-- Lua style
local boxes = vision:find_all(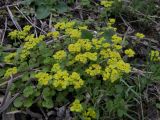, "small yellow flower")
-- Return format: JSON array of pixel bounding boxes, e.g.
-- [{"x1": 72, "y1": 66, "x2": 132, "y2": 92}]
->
[
  {"x1": 53, "y1": 50, "x2": 67, "y2": 60},
  {"x1": 51, "y1": 63, "x2": 61, "y2": 72},
  {"x1": 70, "y1": 72, "x2": 84, "y2": 89},
  {"x1": 83, "y1": 108, "x2": 96, "y2": 119},
  {"x1": 85, "y1": 52, "x2": 97, "y2": 61},
  {"x1": 70, "y1": 99, "x2": 83, "y2": 112},
  {"x1": 35, "y1": 72, "x2": 52, "y2": 85},
  {"x1": 66, "y1": 21, "x2": 76, "y2": 28},
  {"x1": 101, "y1": 1, "x2": 113, "y2": 10},
  {"x1": 47, "y1": 31, "x2": 60, "y2": 38},
  {"x1": 8, "y1": 30, "x2": 18, "y2": 40},
  {"x1": 135, "y1": 33, "x2": 145, "y2": 39},
  {"x1": 4, "y1": 67, "x2": 17, "y2": 78},
  {"x1": 68, "y1": 43, "x2": 81, "y2": 53},
  {"x1": 109, "y1": 18, "x2": 116, "y2": 24},
  {"x1": 125, "y1": 49, "x2": 135, "y2": 57},
  {"x1": 4, "y1": 53, "x2": 16, "y2": 63},
  {"x1": 75, "y1": 54, "x2": 87, "y2": 64},
  {"x1": 86, "y1": 64, "x2": 101, "y2": 76},
  {"x1": 54, "y1": 22, "x2": 66, "y2": 29},
  {"x1": 111, "y1": 34, "x2": 122, "y2": 44},
  {"x1": 53, "y1": 70, "x2": 70, "y2": 90},
  {"x1": 150, "y1": 50, "x2": 160, "y2": 61}
]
